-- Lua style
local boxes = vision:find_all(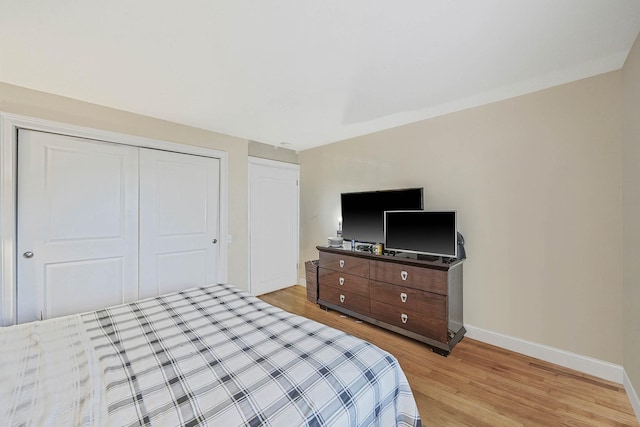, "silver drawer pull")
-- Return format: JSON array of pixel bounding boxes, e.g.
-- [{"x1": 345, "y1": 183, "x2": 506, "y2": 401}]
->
[
  {"x1": 401, "y1": 313, "x2": 408, "y2": 324},
  {"x1": 339, "y1": 277, "x2": 345, "y2": 285},
  {"x1": 339, "y1": 259, "x2": 345, "y2": 268},
  {"x1": 401, "y1": 271, "x2": 408, "y2": 281},
  {"x1": 340, "y1": 294, "x2": 345, "y2": 303},
  {"x1": 400, "y1": 292, "x2": 408, "y2": 303}
]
